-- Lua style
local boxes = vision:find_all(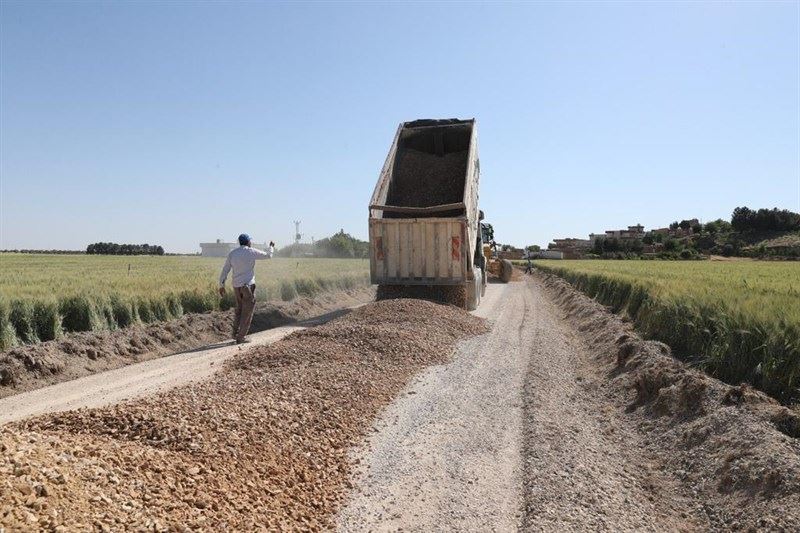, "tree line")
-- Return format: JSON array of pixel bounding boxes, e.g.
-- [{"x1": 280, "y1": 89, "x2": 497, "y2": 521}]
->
[
  {"x1": 1, "y1": 249, "x2": 86, "y2": 254},
  {"x1": 86, "y1": 243, "x2": 165, "y2": 255},
  {"x1": 731, "y1": 207, "x2": 800, "y2": 232}
]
